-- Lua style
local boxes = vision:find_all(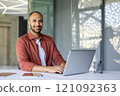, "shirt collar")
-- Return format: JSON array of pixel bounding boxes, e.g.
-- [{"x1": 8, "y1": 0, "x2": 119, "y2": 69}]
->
[{"x1": 28, "y1": 31, "x2": 44, "y2": 41}]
